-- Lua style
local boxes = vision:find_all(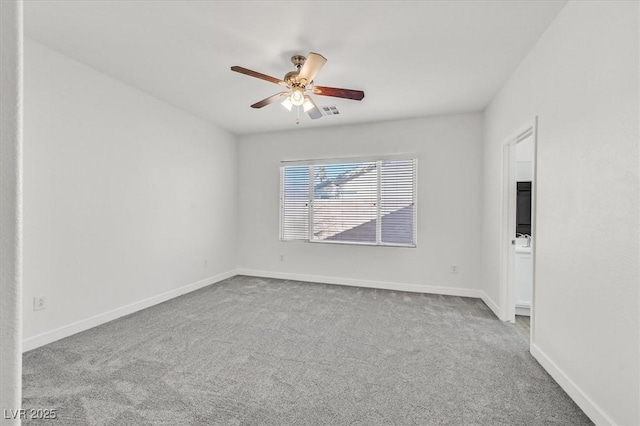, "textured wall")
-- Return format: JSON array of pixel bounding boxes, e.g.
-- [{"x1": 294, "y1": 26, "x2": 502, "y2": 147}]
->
[
  {"x1": 482, "y1": 1, "x2": 639, "y2": 424},
  {"x1": 22, "y1": 40, "x2": 238, "y2": 347},
  {"x1": 0, "y1": 0, "x2": 23, "y2": 422},
  {"x1": 238, "y1": 114, "x2": 484, "y2": 295}
]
